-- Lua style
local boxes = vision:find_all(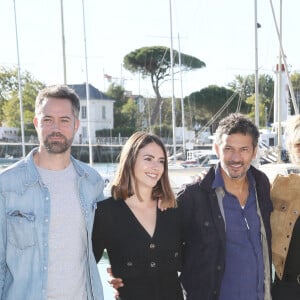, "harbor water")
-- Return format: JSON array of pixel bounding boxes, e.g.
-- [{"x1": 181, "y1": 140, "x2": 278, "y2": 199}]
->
[{"x1": 98, "y1": 257, "x2": 115, "y2": 299}]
